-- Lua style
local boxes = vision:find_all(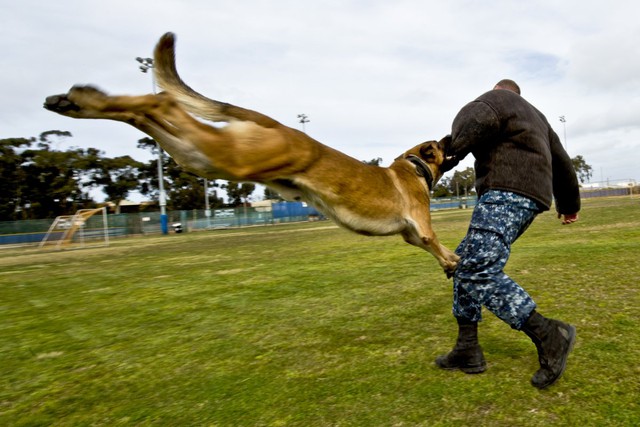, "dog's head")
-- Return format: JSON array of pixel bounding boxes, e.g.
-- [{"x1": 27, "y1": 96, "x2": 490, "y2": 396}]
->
[{"x1": 394, "y1": 135, "x2": 451, "y2": 189}]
